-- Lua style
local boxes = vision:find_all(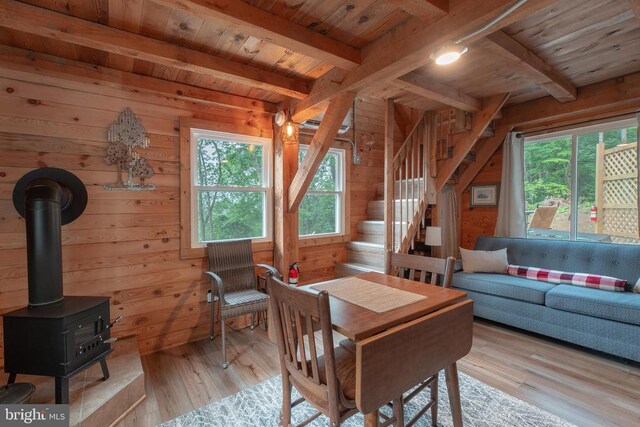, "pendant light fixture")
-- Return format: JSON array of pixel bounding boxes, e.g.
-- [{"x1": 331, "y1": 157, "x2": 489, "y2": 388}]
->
[{"x1": 280, "y1": 111, "x2": 299, "y2": 145}]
